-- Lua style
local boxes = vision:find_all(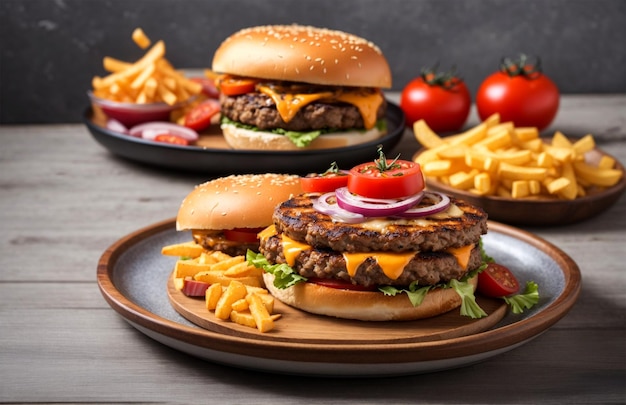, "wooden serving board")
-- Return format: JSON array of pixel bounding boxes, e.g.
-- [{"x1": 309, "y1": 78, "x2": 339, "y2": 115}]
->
[{"x1": 167, "y1": 273, "x2": 507, "y2": 344}]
